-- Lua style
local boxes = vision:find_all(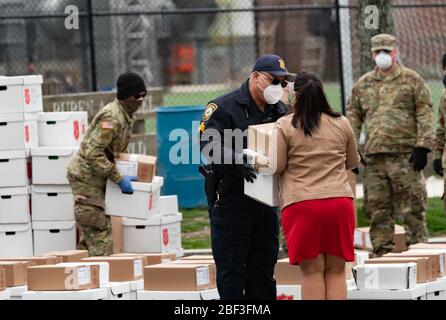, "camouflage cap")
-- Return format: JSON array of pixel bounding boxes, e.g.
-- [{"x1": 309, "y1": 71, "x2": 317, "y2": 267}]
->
[{"x1": 371, "y1": 34, "x2": 396, "y2": 52}]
